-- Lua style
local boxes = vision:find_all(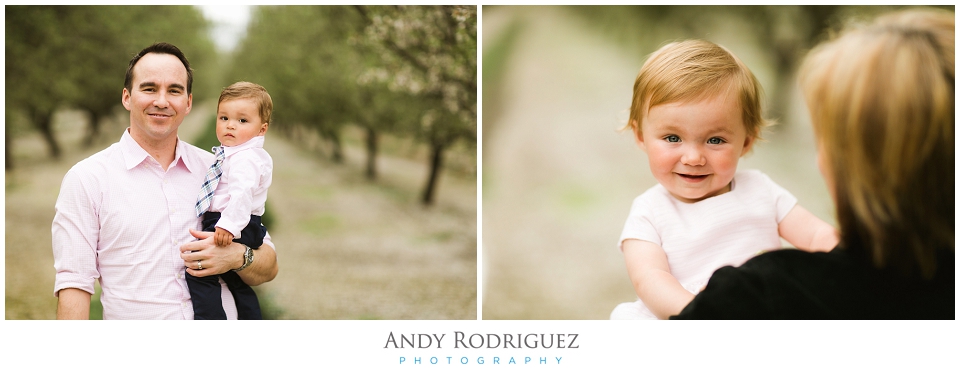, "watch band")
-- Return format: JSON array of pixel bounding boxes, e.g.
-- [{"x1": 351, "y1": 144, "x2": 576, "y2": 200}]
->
[{"x1": 233, "y1": 244, "x2": 254, "y2": 272}]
